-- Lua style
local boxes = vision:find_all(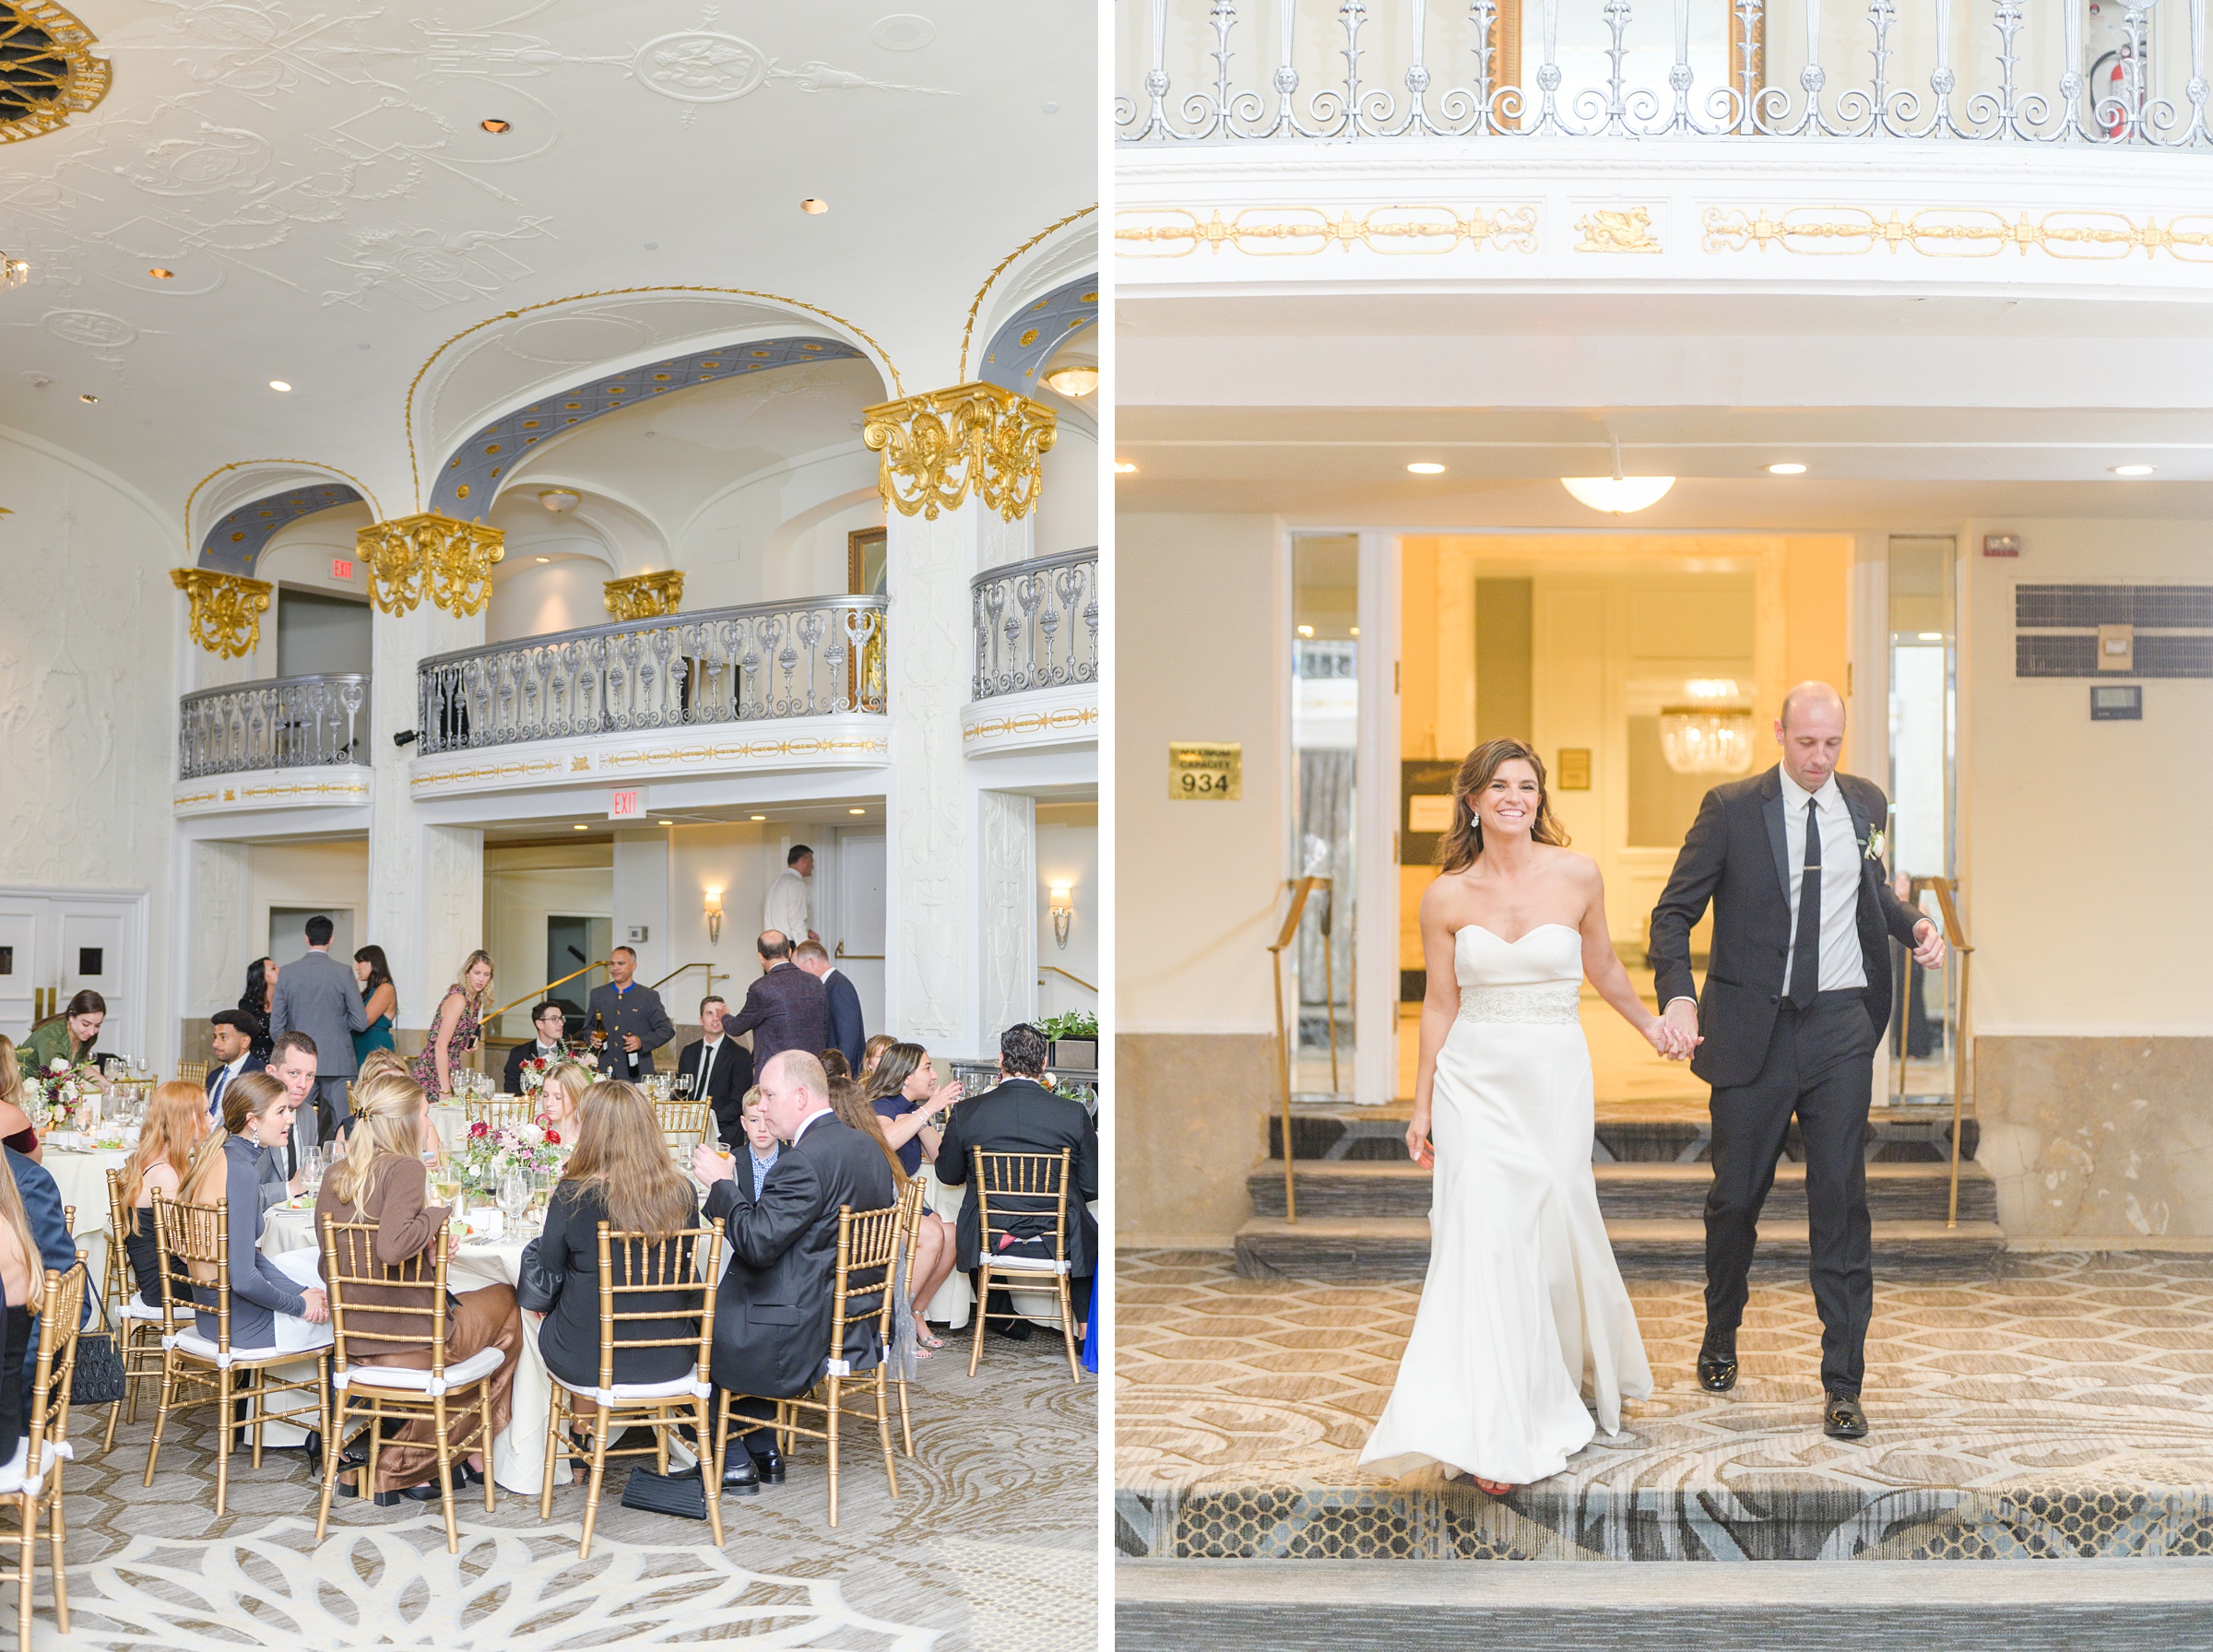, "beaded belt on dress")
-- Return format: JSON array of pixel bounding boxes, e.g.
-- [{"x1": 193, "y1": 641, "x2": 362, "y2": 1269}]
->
[{"x1": 1454, "y1": 983, "x2": 1581, "y2": 1025}]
